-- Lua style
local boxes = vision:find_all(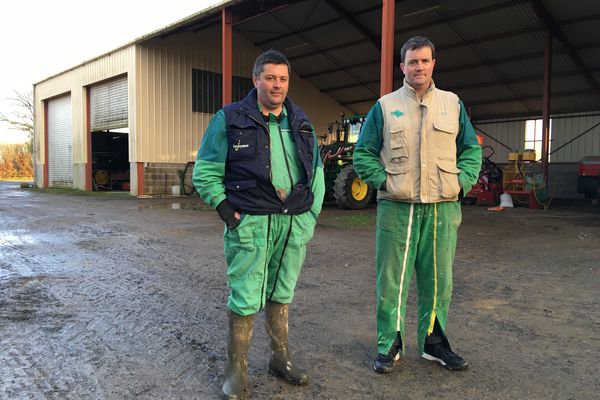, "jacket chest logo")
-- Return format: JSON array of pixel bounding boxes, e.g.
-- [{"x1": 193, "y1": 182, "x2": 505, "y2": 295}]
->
[{"x1": 233, "y1": 139, "x2": 250, "y2": 151}]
